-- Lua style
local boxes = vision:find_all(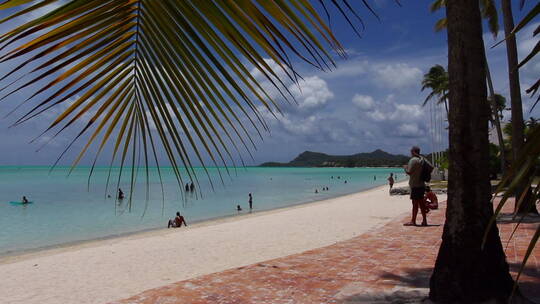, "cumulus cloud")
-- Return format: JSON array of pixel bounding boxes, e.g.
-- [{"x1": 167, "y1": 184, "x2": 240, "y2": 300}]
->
[
  {"x1": 374, "y1": 63, "x2": 422, "y2": 89},
  {"x1": 251, "y1": 58, "x2": 289, "y2": 80},
  {"x1": 324, "y1": 59, "x2": 369, "y2": 79},
  {"x1": 289, "y1": 76, "x2": 333, "y2": 111},
  {"x1": 352, "y1": 94, "x2": 375, "y2": 111},
  {"x1": 397, "y1": 123, "x2": 424, "y2": 137},
  {"x1": 388, "y1": 103, "x2": 424, "y2": 121},
  {"x1": 368, "y1": 109, "x2": 387, "y2": 121},
  {"x1": 360, "y1": 100, "x2": 425, "y2": 124},
  {"x1": 322, "y1": 59, "x2": 422, "y2": 89}
]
